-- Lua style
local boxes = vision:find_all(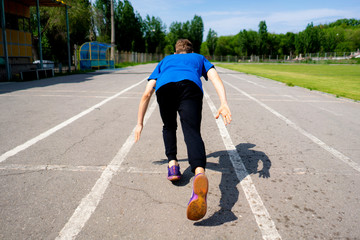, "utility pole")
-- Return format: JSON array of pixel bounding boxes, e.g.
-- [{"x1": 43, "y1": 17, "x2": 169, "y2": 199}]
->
[
  {"x1": 110, "y1": 0, "x2": 115, "y2": 62},
  {"x1": 1, "y1": 0, "x2": 11, "y2": 80},
  {"x1": 65, "y1": 5, "x2": 71, "y2": 73},
  {"x1": 36, "y1": 0, "x2": 43, "y2": 69}
]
